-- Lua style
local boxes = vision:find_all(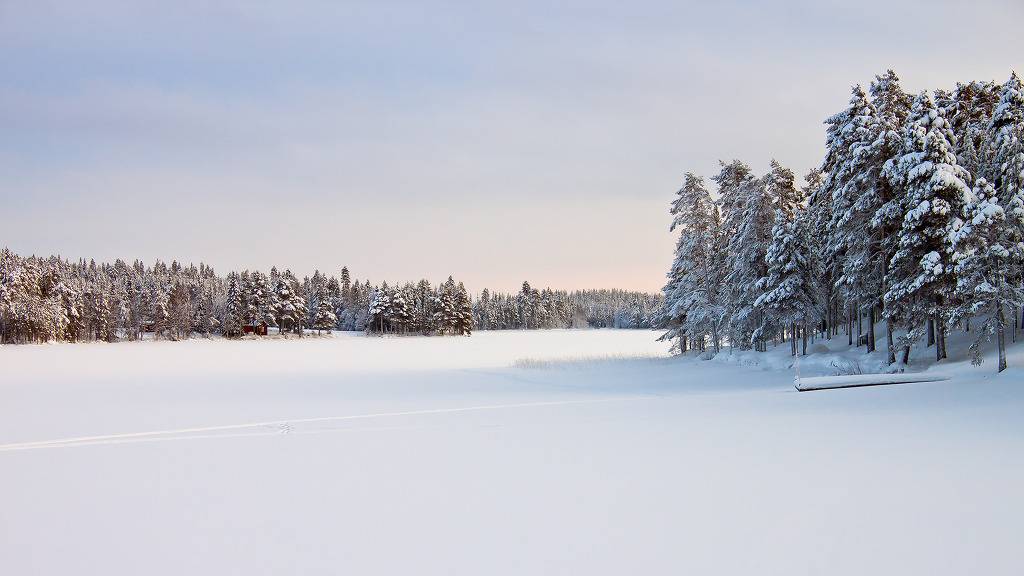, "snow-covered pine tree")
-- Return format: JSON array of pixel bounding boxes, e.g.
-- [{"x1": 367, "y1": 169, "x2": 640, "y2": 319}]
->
[
  {"x1": 724, "y1": 172, "x2": 775, "y2": 351},
  {"x1": 285, "y1": 270, "x2": 307, "y2": 337},
  {"x1": 713, "y1": 160, "x2": 757, "y2": 349},
  {"x1": 455, "y1": 282, "x2": 473, "y2": 336},
  {"x1": 822, "y1": 86, "x2": 873, "y2": 350},
  {"x1": 660, "y1": 172, "x2": 694, "y2": 350},
  {"x1": 755, "y1": 208, "x2": 820, "y2": 355},
  {"x1": 367, "y1": 282, "x2": 392, "y2": 334},
  {"x1": 261, "y1": 272, "x2": 279, "y2": 331},
  {"x1": 826, "y1": 85, "x2": 889, "y2": 354},
  {"x1": 713, "y1": 160, "x2": 753, "y2": 239},
  {"x1": 516, "y1": 281, "x2": 534, "y2": 330},
  {"x1": 326, "y1": 276, "x2": 342, "y2": 330},
  {"x1": 987, "y1": 73, "x2": 1024, "y2": 258},
  {"x1": 194, "y1": 290, "x2": 216, "y2": 337},
  {"x1": 413, "y1": 278, "x2": 434, "y2": 334},
  {"x1": 802, "y1": 168, "x2": 834, "y2": 339},
  {"x1": 391, "y1": 286, "x2": 412, "y2": 333},
  {"x1": 475, "y1": 288, "x2": 491, "y2": 330},
  {"x1": 340, "y1": 266, "x2": 351, "y2": 299},
  {"x1": 950, "y1": 178, "x2": 1024, "y2": 371},
  {"x1": 659, "y1": 173, "x2": 724, "y2": 353},
  {"x1": 312, "y1": 284, "x2": 337, "y2": 335},
  {"x1": 883, "y1": 91, "x2": 972, "y2": 362},
  {"x1": 434, "y1": 277, "x2": 459, "y2": 335},
  {"x1": 222, "y1": 274, "x2": 244, "y2": 337},
  {"x1": 949, "y1": 81, "x2": 1000, "y2": 178},
  {"x1": 151, "y1": 286, "x2": 170, "y2": 340},
  {"x1": 868, "y1": 71, "x2": 914, "y2": 362},
  {"x1": 765, "y1": 160, "x2": 804, "y2": 219},
  {"x1": 272, "y1": 275, "x2": 298, "y2": 336},
  {"x1": 167, "y1": 280, "x2": 191, "y2": 340}
]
